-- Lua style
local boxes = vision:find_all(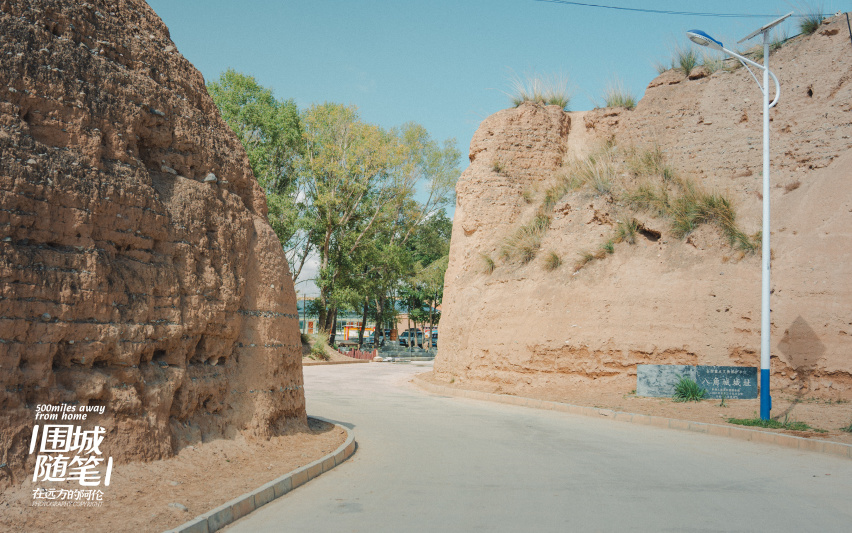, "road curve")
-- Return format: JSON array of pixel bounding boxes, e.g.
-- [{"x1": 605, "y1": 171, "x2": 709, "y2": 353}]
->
[{"x1": 227, "y1": 362, "x2": 852, "y2": 532}]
